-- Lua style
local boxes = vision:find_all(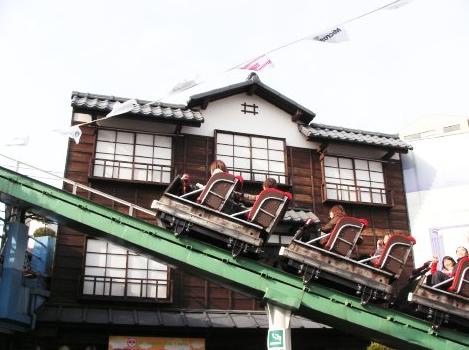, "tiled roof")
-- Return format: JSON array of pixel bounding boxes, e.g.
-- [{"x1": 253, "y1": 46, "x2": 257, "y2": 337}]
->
[
  {"x1": 38, "y1": 306, "x2": 328, "y2": 329},
  {"x1": 71, "y1": 91, "x2": 204, "y2": 125},
  {"x1": 187, "y1": 73, "x2": 316, "y2": 124},
  {"x1": 299, "y1": 123, "x2": 412, "y2": 152}
]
